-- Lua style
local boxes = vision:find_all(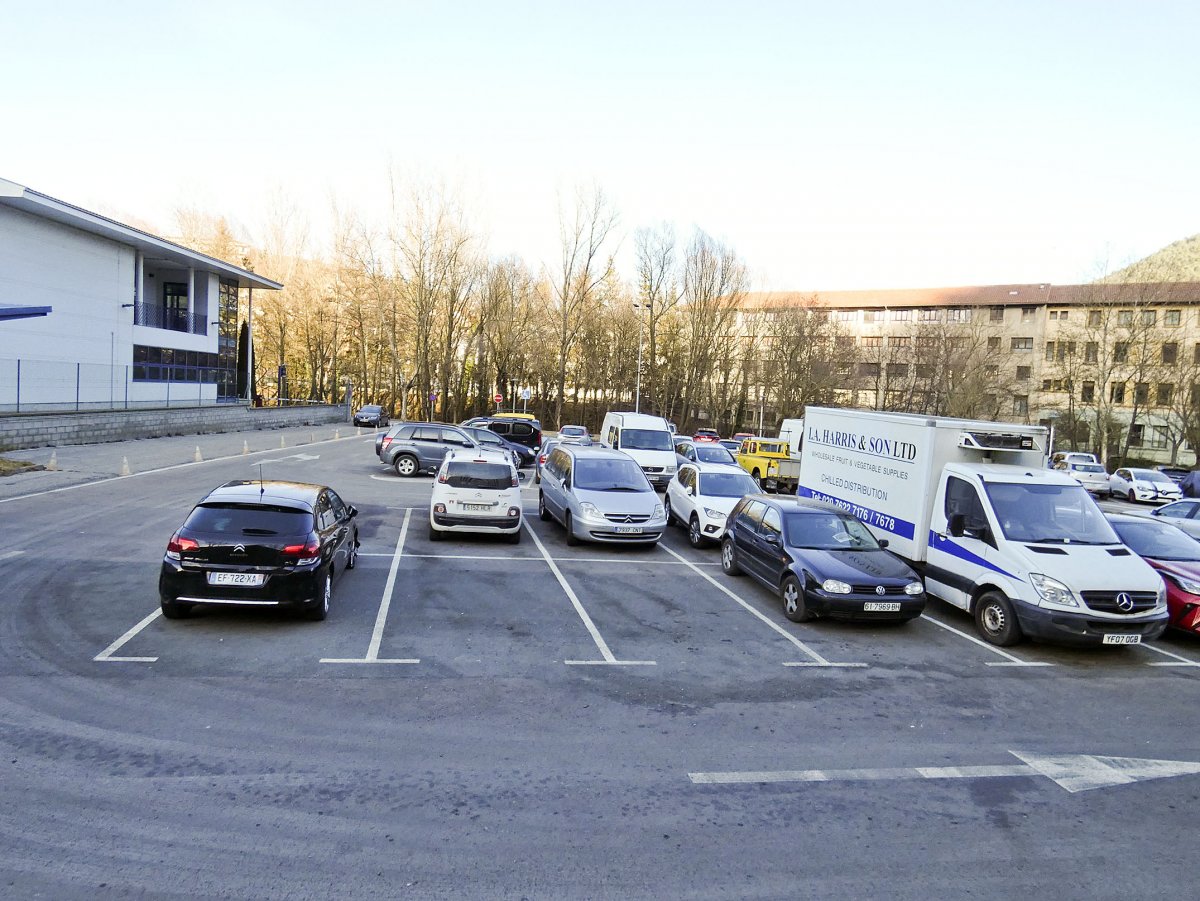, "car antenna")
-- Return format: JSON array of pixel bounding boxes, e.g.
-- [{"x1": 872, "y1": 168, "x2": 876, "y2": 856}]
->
[{"x1": 258, "y1": 463, "x2": 265, "y2": 500}]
